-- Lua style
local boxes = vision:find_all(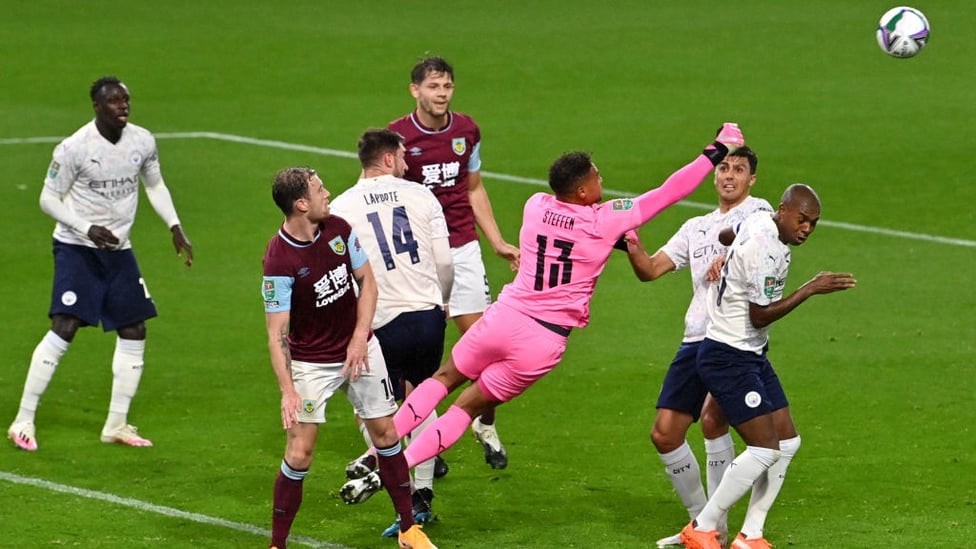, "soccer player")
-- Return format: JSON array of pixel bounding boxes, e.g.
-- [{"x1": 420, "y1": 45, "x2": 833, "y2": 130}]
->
[
  {"x1": 263, "y1": 167, "x2": 436, "y2": 549},
  {"x1": 618, "y1": 146, "x2": 773, "y2": 547},
  {"x1": 339, "y1": 123, "x2": 748, "y2": 509},
  {"x1": 7, "y1": 76, "x2": 193, "y2": 451},
  {"x1": 330, "y1": 128, "x2": 454, "y2": 537},
  {"x1": 680, "y1": 184, "x2": 857, "y2": 549},
  {"x1": 389, "y1": 56, "x2": 519, "y2": 469}
]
